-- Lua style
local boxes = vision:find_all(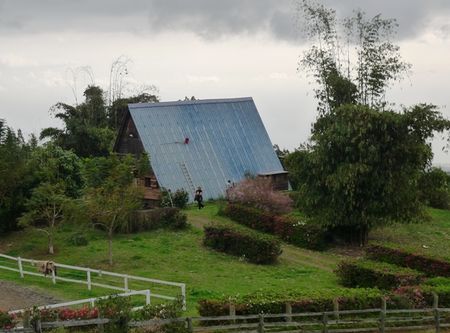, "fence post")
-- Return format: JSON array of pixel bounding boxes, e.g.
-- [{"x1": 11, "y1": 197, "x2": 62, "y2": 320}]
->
[
  {"x1": 18, "y1": 257, "x2": 24, "y2": 278},
  {"x1": 333, "y1": 298, "x2": 340, "y2": 321},
  {"x1": 87, "y1": 270, "x2": 92, "y2": 291},
  {"x1": 186, "y1": 317, "x2": 194, "y2": 333},
  {"x1": 229, "y1": 303, "x2": 236, "y2": 324},
  {"x1": 379, "y1": 297, "x2": 387, "y2": 333},
  {"x1": 258, "y1": 314, "x2": 265, "y2": 333},
  {"x1": 124, "y1": 275, "x2": 129, "y2": 292},
  {"x1": 145, "y1": 290, "x2": 151, "y2": 305},
  {"x1": 322, "y1": 312, "x2": 328, "y2": 333},
  {"x1": 285, "y1": 302, "x2": 292, "y2": 322},
  {"x1": 181, "y1": 284, "x2": 187, "y2": 311},
  {"x1": 433, "y1": 293, "x2": 440, "y2": 333},
  {"x1": 51, "y1": 267, "x2": 56, "y2": 284},
  {"x1": 97, "y1": 307, "x2": 104, "y2": 333}
]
